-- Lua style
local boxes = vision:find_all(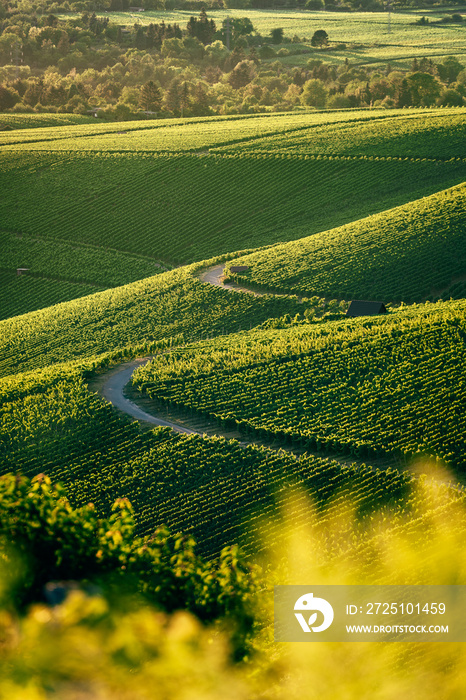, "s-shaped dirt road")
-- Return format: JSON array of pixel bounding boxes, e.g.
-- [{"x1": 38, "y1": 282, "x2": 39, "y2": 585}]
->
[
  {"x1": 93, "y1": 263, "x2": 264, "y2": 435},
  {"x1": 89, "y1": 264, "x2": 401, "y2": 473}
]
